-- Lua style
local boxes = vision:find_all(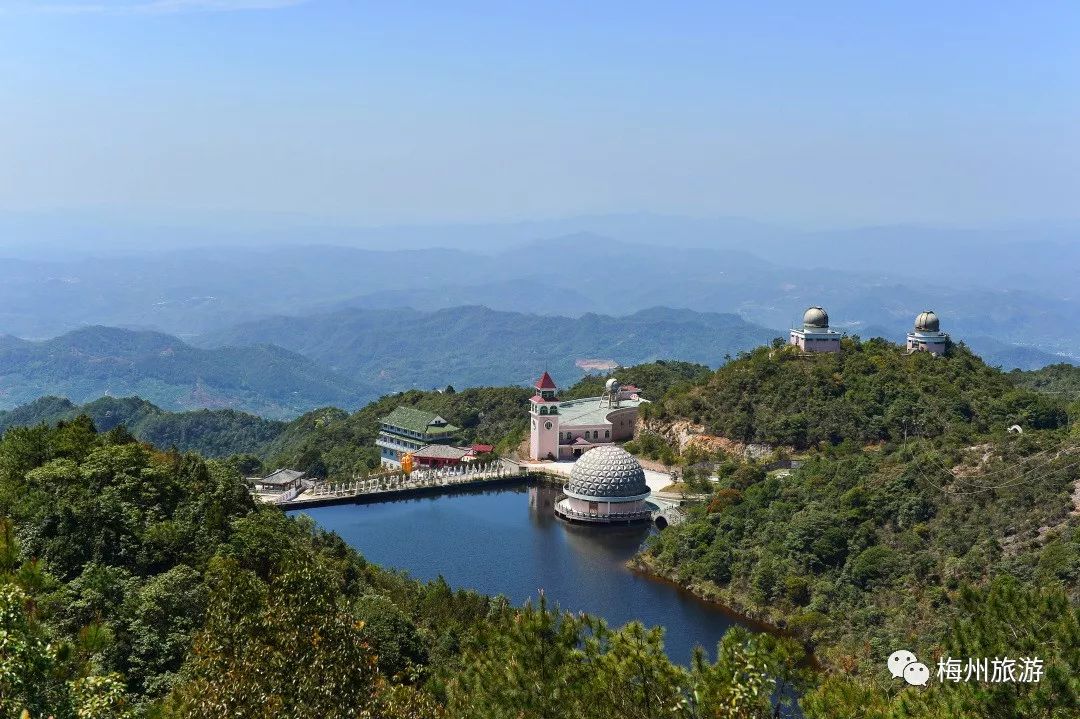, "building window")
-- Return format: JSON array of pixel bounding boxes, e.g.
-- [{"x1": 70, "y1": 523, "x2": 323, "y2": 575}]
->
[
  {"x1": 605, "y1": 430, "x2": 610, "y2": 438},
  {"x1": 593, "y1": 431, "x2": 599, "y2": 439}
]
